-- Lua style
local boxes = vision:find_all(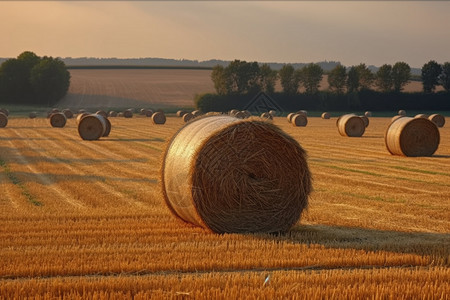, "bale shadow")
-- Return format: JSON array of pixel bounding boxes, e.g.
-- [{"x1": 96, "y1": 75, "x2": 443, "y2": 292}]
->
[{"x1": 105, "y1": 138, "x2": 165, "y2": 142}]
